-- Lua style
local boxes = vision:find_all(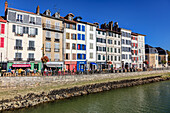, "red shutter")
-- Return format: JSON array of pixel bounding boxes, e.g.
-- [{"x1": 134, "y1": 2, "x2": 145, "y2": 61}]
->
[
  {"x1": 0, "y1": 37, "x2": 4, "y2": 48},
  {"x1": 137, "y1": 57, "x2": 138, "y2": 61},
  {"x1": 78, "y1": 45, "x2": 80, "y2": 50},
  {"x1": 1, "y1": 24, "x2": 5, "y2": 34}
]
